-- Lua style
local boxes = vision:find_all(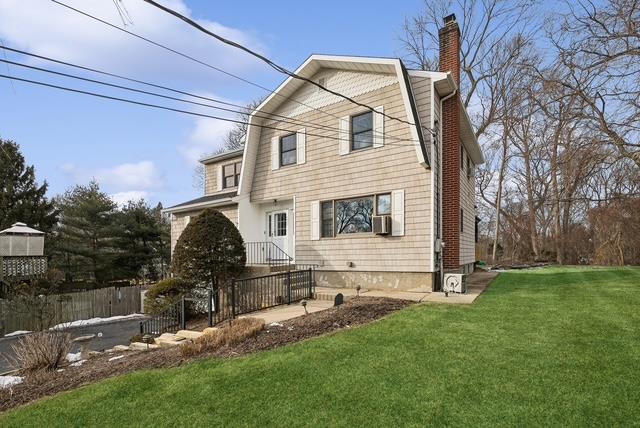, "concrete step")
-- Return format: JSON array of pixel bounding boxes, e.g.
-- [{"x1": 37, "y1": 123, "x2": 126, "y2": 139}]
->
[{"x1": 175, "y1": 330, "x2": 203, "y2": 340}]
